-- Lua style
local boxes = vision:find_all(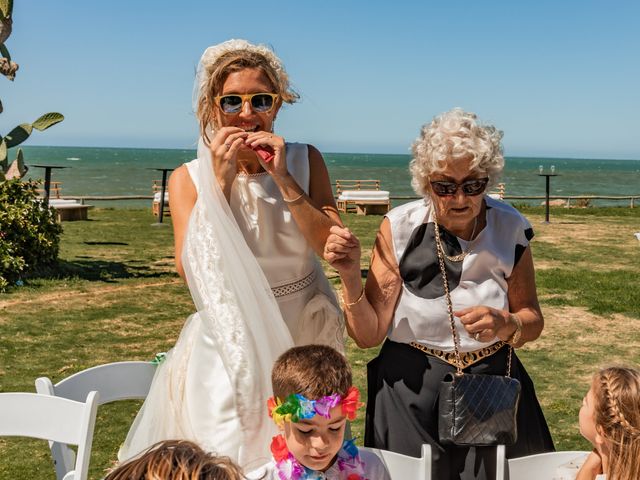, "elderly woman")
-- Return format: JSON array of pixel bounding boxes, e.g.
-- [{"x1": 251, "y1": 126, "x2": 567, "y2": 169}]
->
[{"x1": 325, "y1": 108, "x2": 554, "y2": 479}]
